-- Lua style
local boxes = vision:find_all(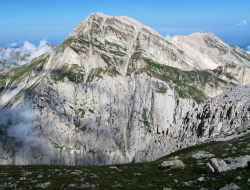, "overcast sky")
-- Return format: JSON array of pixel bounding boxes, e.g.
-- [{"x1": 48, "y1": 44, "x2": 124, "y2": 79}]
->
[{"x1": 0, "y1": 0, "x2": 249, "y2": 48}]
